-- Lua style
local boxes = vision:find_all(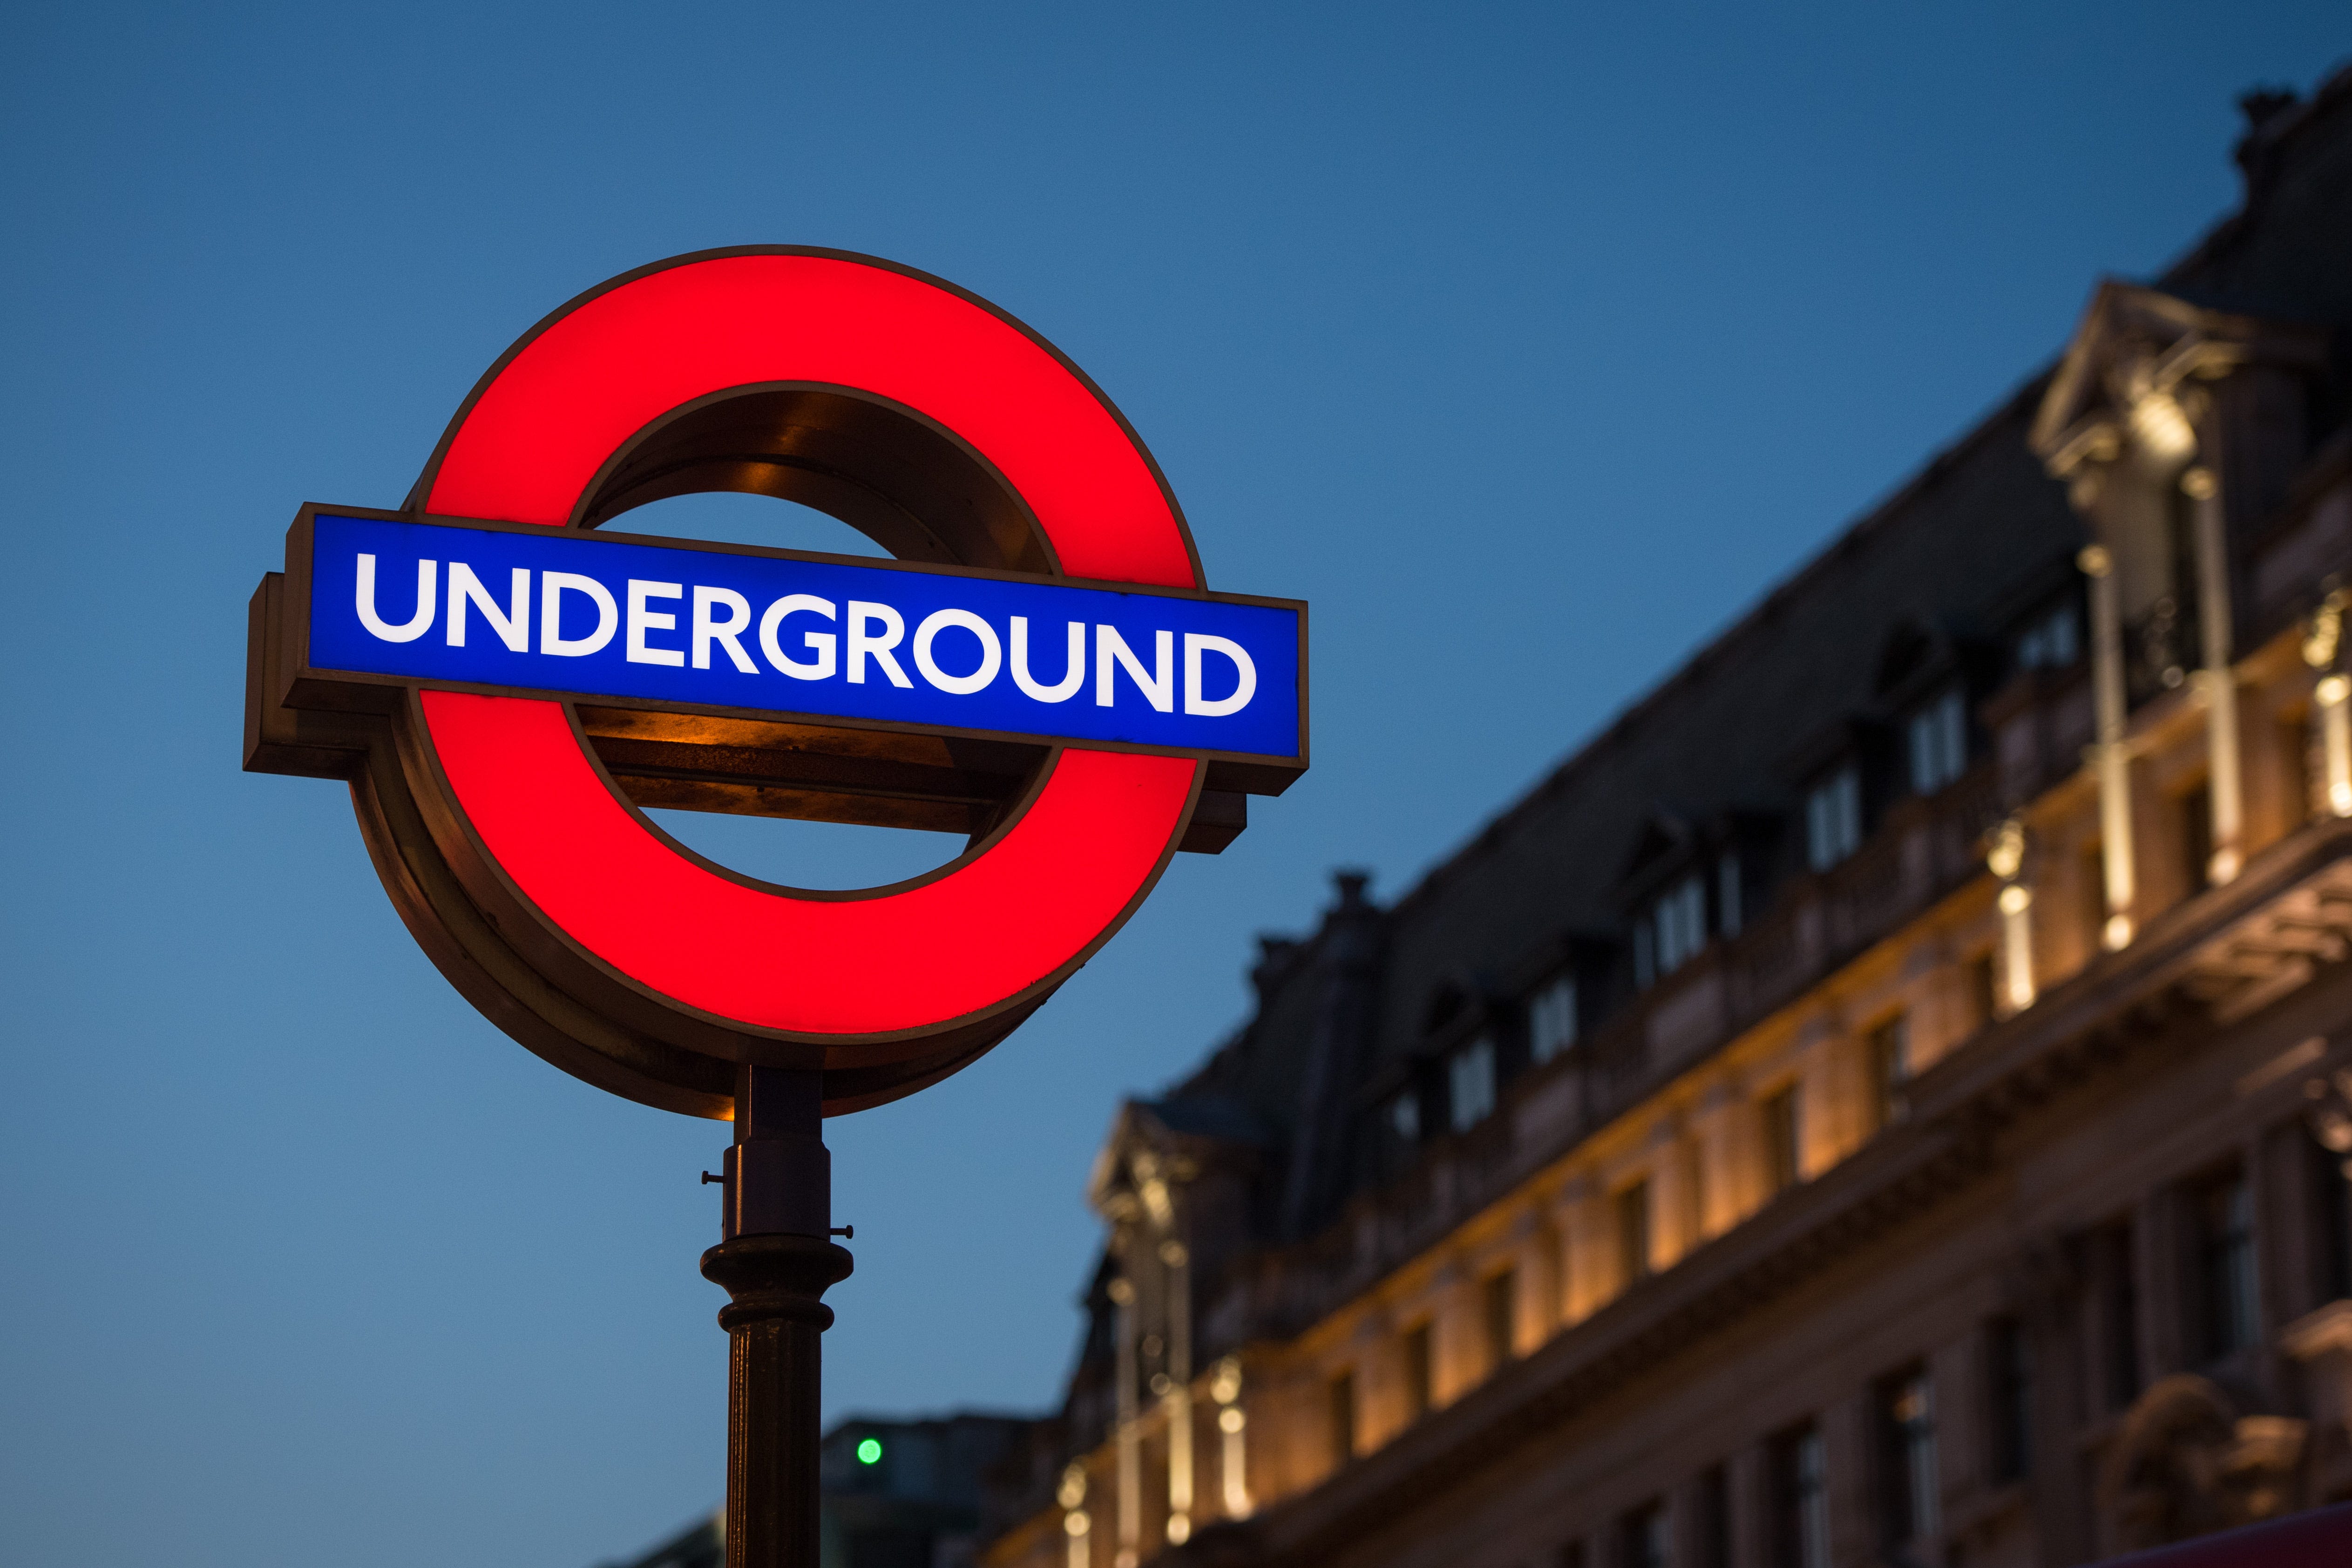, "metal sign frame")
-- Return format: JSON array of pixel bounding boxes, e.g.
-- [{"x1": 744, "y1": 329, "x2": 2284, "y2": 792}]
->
[{"x1": 245, "y1": 245, "x2": 1310, "y2": 1119}]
